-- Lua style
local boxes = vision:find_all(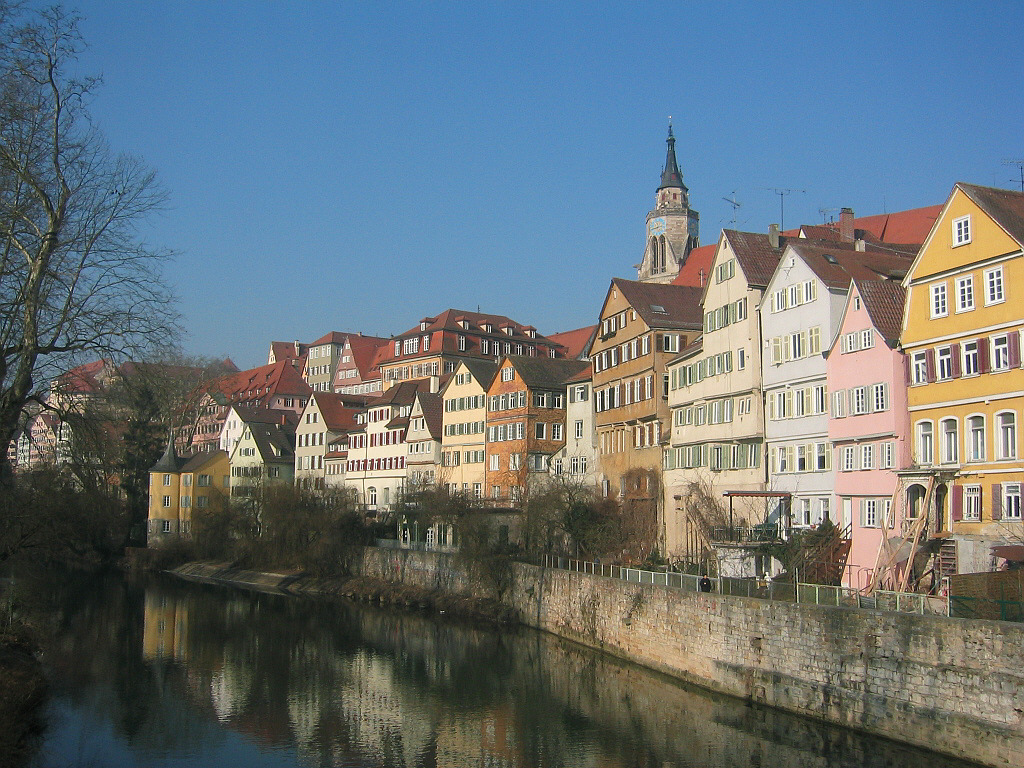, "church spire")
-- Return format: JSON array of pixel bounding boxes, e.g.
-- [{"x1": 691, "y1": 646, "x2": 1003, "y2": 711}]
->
[{"x1": 658, "y1": 120, "x2": 686, "y2": 192}]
